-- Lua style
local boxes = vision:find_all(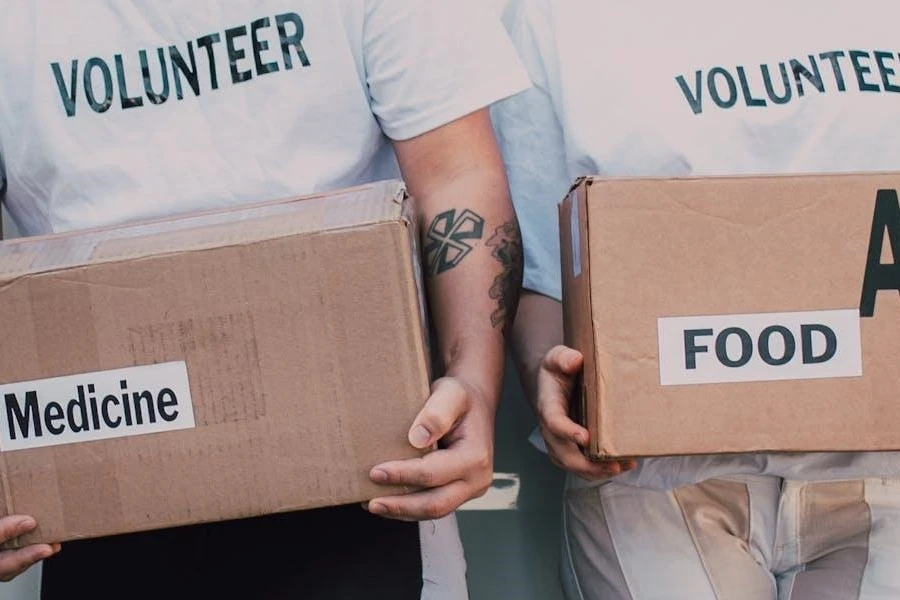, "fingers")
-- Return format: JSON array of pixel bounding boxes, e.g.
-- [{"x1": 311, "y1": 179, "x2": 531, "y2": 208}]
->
[
  {"x1": 546, "y1": 444, "x2": 636, "y2": 481},
  {"x1": 366, "y1": 480, "x2": 473, "y2": 522},
  {"x1": 537, "y1": 345, "x2": 627, "y2": 480},
  {"x1": 539, "y1": 402, "x2": 637, "y2": 481},
  {"x1": 0, "y1": 544, "x2": 59, "y2": 582},
  {"x1": 541, "y1": 345, "x2": 583, "y2": 378},
  {"x1": 540, "y1": 395, "x2": 589, "y2": 446},
  {"x1": 370, "y1": 376, "x2": 493, "y2": 521},
  {"x1": 538, "y1": 345, "x2": 587, "y2": 445},
  {"x1": 0, "y1": 516, "x2": 59, "y2": 583},
  {"x1": 370, "y1": 441, "x2": 490, "y2": 490},
  {"x1": 406, "y1": 378, "x2": 470, "y2": 449},
  {"x1": 0, "y1": 516, "x2": 37, "y2": 546}
]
